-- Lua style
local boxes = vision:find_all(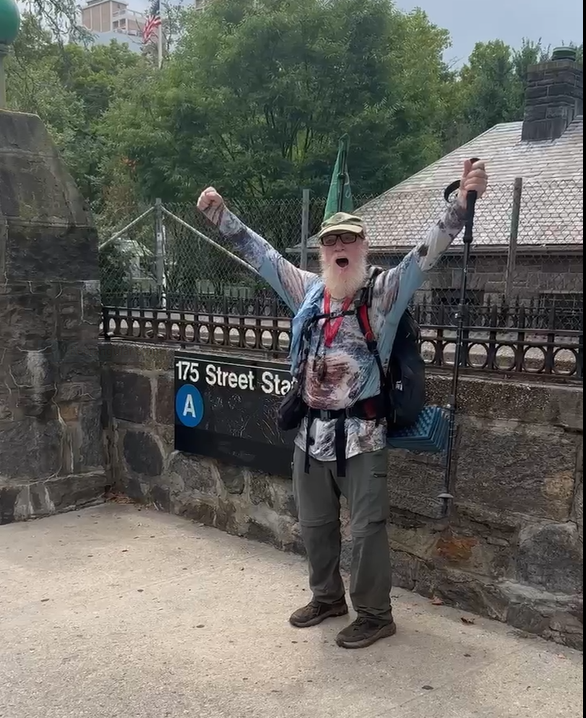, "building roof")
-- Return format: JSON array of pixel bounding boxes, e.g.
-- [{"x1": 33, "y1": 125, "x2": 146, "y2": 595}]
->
[{"x1": 356, "y1": 117, "x2": 583, "y2": 250}]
